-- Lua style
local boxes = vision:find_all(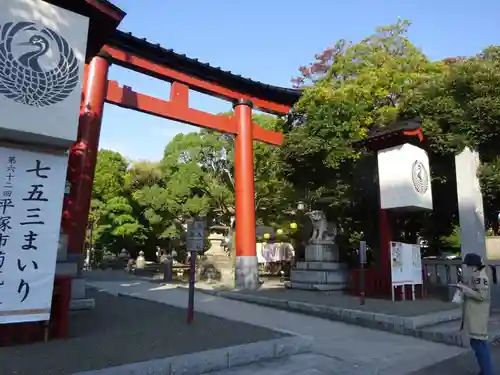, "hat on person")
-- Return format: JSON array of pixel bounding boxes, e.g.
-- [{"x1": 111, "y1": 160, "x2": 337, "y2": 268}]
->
[{"x1": 463, "y1": 253, "x2": 483, "y2": 267}]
